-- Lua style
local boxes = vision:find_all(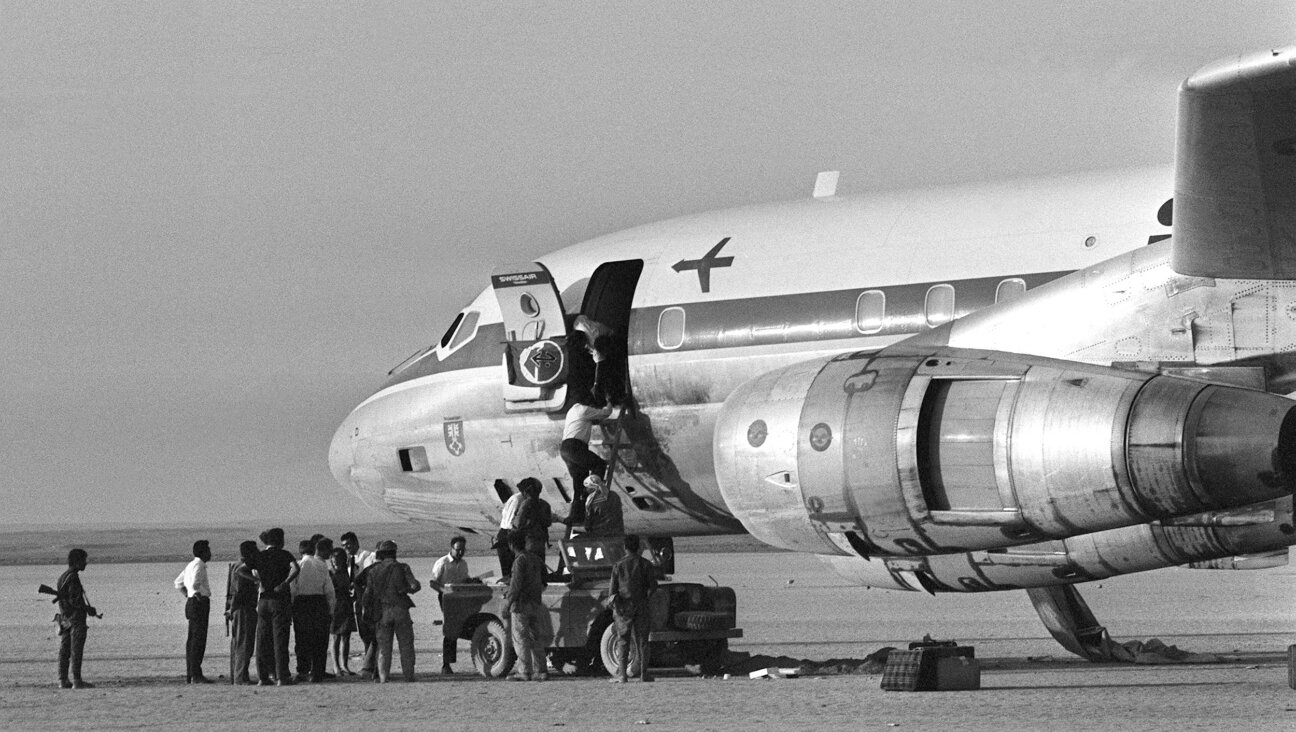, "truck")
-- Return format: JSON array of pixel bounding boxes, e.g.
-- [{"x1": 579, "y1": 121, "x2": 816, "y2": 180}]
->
[{"x1": 439, "y1": 536, "x2": 741, "y2": 677}]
